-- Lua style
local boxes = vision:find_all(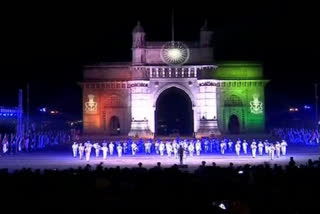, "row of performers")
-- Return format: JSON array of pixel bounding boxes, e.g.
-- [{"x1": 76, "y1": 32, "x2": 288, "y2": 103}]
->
[{"x1": 72, "y1": 139, "x2": 288, "y2": 161}]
